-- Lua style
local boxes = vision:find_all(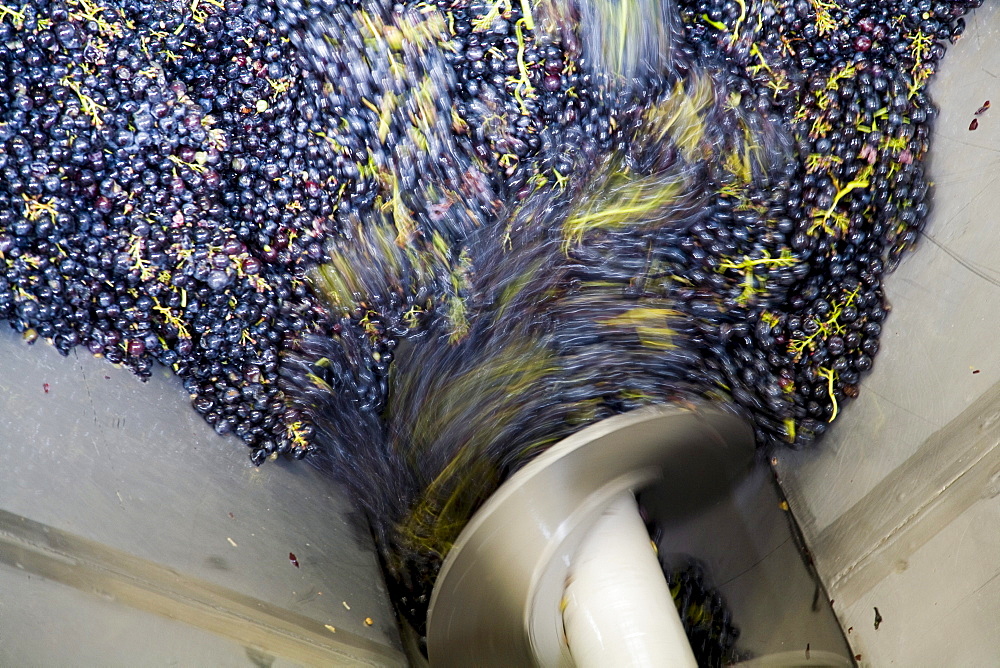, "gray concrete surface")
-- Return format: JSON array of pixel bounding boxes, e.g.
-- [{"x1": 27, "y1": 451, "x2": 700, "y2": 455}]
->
[
  {"x1": 654, "y1": 463, "x2": 853, "y2": 664},
  {"x1": 0, "y1": 325, "x2": 405, "y2": 666}
]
